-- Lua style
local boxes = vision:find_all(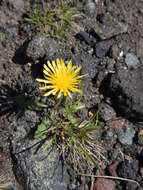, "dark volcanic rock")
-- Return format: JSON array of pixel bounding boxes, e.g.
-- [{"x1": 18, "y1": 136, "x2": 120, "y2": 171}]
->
[
  {"x1": 125, "y1": 182, "x2": 139, "y2": 190},
  {"x1": 104, "y1": 66, "x2": 143, "y2": 121},
  {"x1": 76, "y1": 31, "x2": 93, "y2": 45},
  {"x1": 95, "y1": 40, "x2": 112, "y2": 58},
  {"x1": 117, "y1": 159, "x2": 139, "y2": 180}
]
